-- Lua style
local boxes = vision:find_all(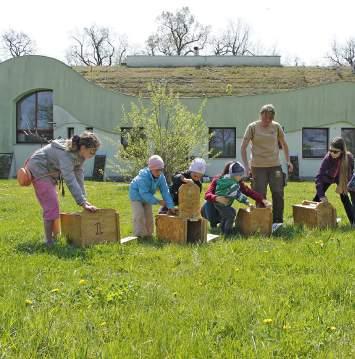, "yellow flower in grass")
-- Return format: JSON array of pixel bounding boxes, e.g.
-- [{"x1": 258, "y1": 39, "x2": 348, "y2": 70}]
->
[
  {"x1": 263, "y1": 318, "x2": 273, "y2": 324},
  {"x1": 100, "y1": 322, "x2": 107, "y2": 327},
  {"x1": 50, "y1": 288, "x2": 59, "y2": 293},
  {"x1": 79, "y1": 279, "x2": 87, "y2": 285},
  {"x1": 328, "y1": 326, "x2": 337, "y2": 331},
  {"x1": 25, "y1": 299, "x2": 33, "y2": 305}
]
